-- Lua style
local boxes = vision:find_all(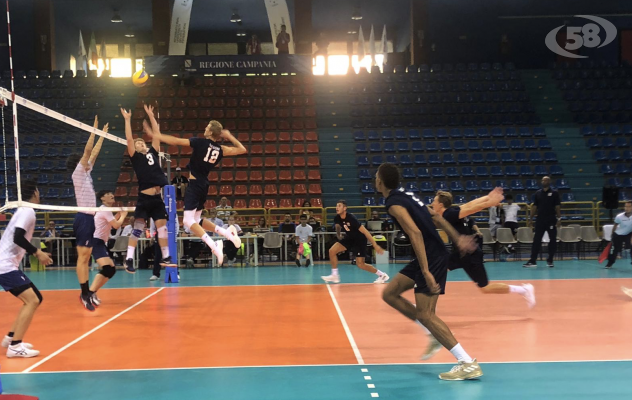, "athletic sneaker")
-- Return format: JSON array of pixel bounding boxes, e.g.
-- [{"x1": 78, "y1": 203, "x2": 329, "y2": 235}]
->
[
  {"x1": 604, "y1": 263, "x2": 613, "y2": 269},
  {"x1": 373, "y1": 273, "x2": 390, "y2": 284},
  {"x1": 6, "y1": 343, "x2": 40, "y2": 358},
  {"x1": 295, "y1": 259, "x2": 302, "y2": 267},
  {"x1": 213, "y1": 240, "x2": 224, "y2": 266},
  {"x1": 522, "y1": 283, "x2": 536, "y2": 309},
  {"x1": 160, "y1": 256, "x2": 177, "y2": 267},
  {"x1": 522, "y1": 262, "x2": 537, "y2": 268},
  {"x1": 150, "y1": 275, "x2": 159, "y2": 281},
  {"x1": 438, "y1": 359, "x2": 483, "y2": 381},
  {"x1": 420, "y1": 335, "x2": 442, "y2": 360},
  {"x1": 622, "y1": 286, "x2": 632, "y2": 299},
  {"x1": 80, "y1": 294, "x2": 95, "y2": 312},
  {"x1": 321, "y1": 274, "x2": 341, "y2": 284},
  {"x1": 124, "y1": 258, "x2": 136, "y2": 274},
  {"x1": 220, "y1": 228, "x2": 241, "y2": 248},
  {"x1": 305, "y1": 259, "x2": 311, "y2": 267},
  {"x1": 91, "y1": 292, "x2": 101, "y2": 307},
  {"x1": 1, "y1": 336, "x2": 33, "y2": 350},
  {"x1": 547, "y1": 261, "x2": 554, "y2": 268}
]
